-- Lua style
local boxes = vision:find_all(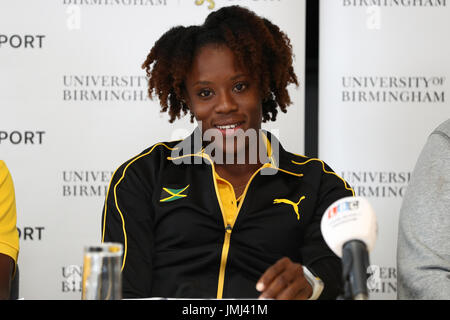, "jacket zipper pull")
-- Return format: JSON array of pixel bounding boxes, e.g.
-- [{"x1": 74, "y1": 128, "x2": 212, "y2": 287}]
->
[{"x1": 225, "y1": 224, "x2": 232, "y2": 233}]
